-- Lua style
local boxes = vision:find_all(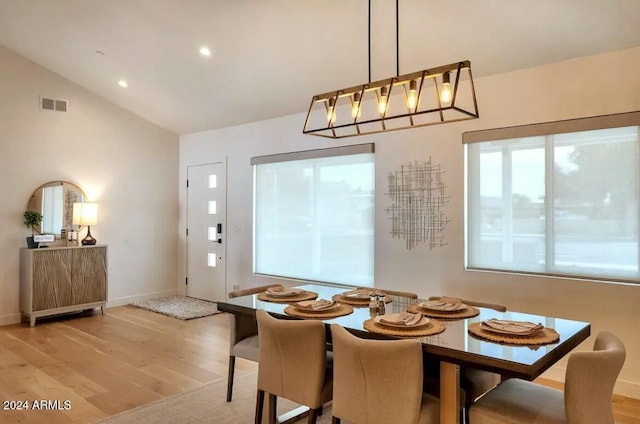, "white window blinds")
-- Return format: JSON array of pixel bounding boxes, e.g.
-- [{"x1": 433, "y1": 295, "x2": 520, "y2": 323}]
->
[
  {"x1": 465, "y1": 112, "x2": 640, "y2": 282},
  {"x1": 252, "y1": 144, "x2": 375, "y2": 286}
]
